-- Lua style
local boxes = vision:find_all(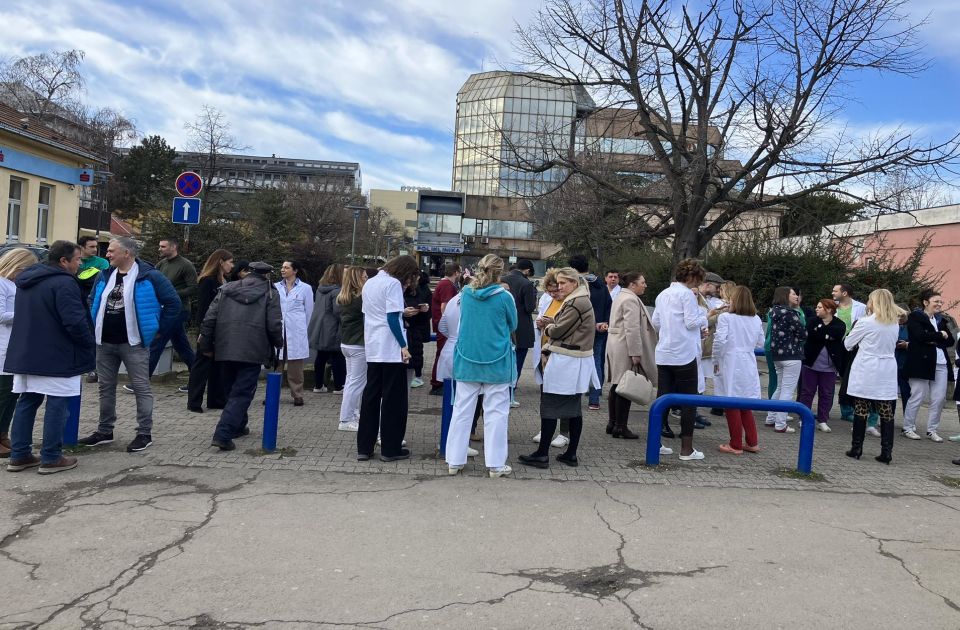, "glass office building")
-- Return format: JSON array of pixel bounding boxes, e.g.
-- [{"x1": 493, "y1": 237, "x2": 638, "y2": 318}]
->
[{"x1": 452, "y1": 71, "x2": 595, "y2": 197}]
